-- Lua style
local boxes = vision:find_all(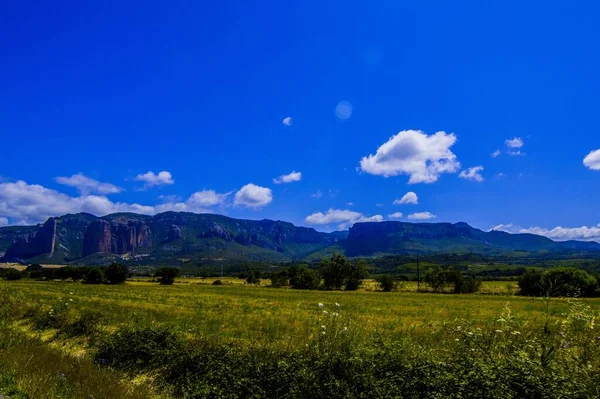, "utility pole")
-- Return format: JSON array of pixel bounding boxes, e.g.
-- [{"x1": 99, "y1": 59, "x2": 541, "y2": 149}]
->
[{"x1": 416, "y1": 254, "x2": 420, "y2": 291}]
